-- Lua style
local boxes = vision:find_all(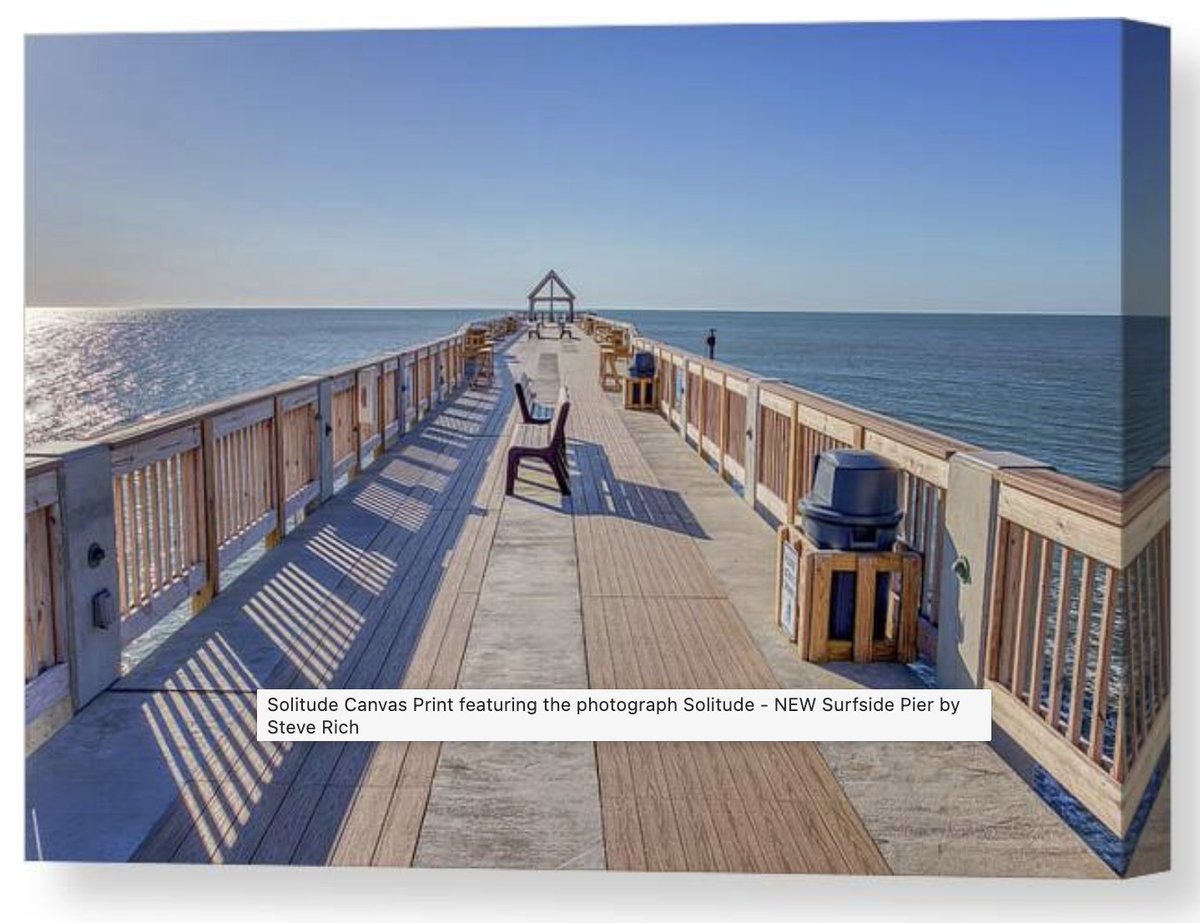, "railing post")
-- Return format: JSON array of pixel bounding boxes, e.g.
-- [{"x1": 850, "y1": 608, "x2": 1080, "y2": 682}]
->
[
  {"x1": 267, "y1": 395, "x2": 287, "y2": 548},
  {"x1": 785, "y1": 399, "x2": 799, "y2": 525},
  {"x1": 414, "y1": 350, "x2": 424, "y2": 421},
  {"x1": 718, "y1": 372, "x2": 729, "y2": 480},
  {"x1": 679, "y1": 359, "x2": 690, "y2": 439},
  {"x1": 377, "y1": 364, "x2": 388, "y2": 452},
  {"x1": 194, "y1": 418, "x2": 220, "y2": 611},
  {"x1": 936, "y1": 450, "x2": 1052, "y2": 690},
  {"x1": 316, "y1": 377, "x2": 335, "y2": 503},
  {"x1": 743, "y1": 378, "x2": 762, "y2": 510},
  {"x1": 397, "y1": 354, "x2": 409, "y2": 435},
  {"x1": 351, "y1": 369, "x2": 364, "y2": 478},
  {"x1": 25, "y1": 443, "x2": 122, "y2": 709}
]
